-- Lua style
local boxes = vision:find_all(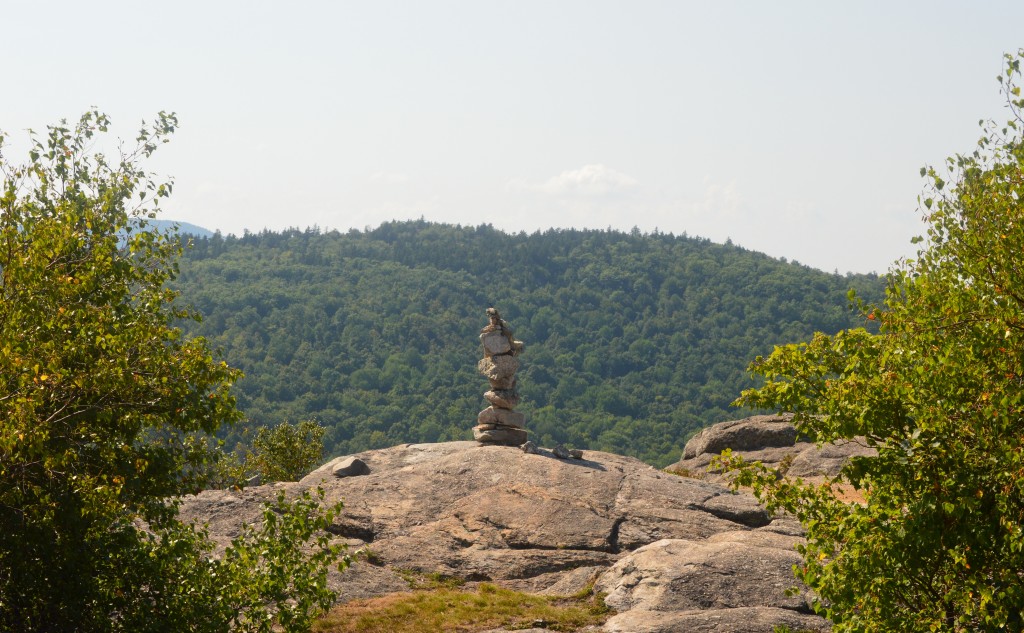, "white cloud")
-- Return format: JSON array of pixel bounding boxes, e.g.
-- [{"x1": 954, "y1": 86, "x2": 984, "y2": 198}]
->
[{"x1": 509, "y1": 164, "x2": 639, "y2": 196}]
